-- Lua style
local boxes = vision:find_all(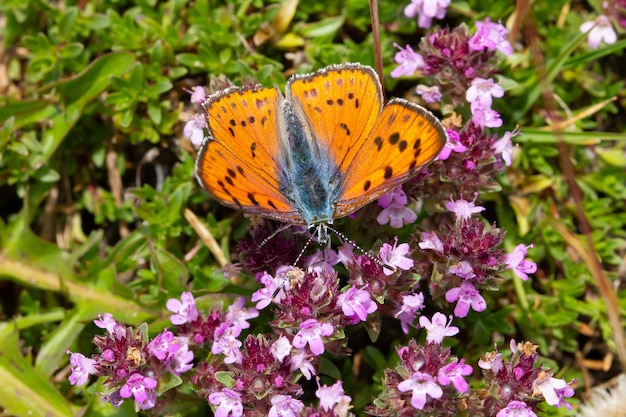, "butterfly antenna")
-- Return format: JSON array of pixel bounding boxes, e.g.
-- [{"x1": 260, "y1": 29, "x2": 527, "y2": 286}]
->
[
  {"x1": 294, "y1": 234, "x2": 315, "y2": 267},
  {"x1": 259, "y1": 223, "x2": 293, "y2": 249},
  {"x1": 325, "y1": 225, "x2": 396, "y2": 272}
]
